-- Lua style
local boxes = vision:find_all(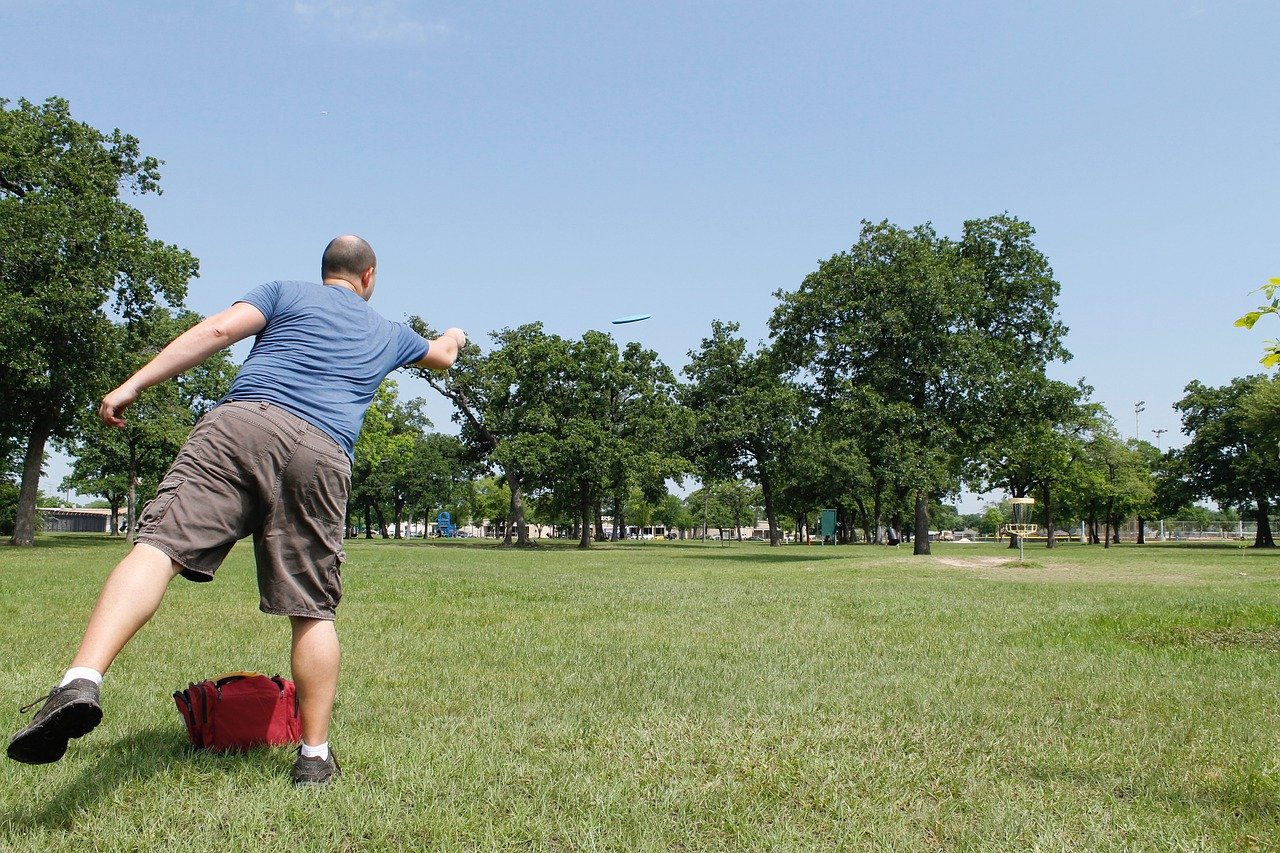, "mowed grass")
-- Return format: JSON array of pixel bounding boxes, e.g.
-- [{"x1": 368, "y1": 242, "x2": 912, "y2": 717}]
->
[{"x1": 2, "y1": 536, "x2": 1280, "y2": 851}]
